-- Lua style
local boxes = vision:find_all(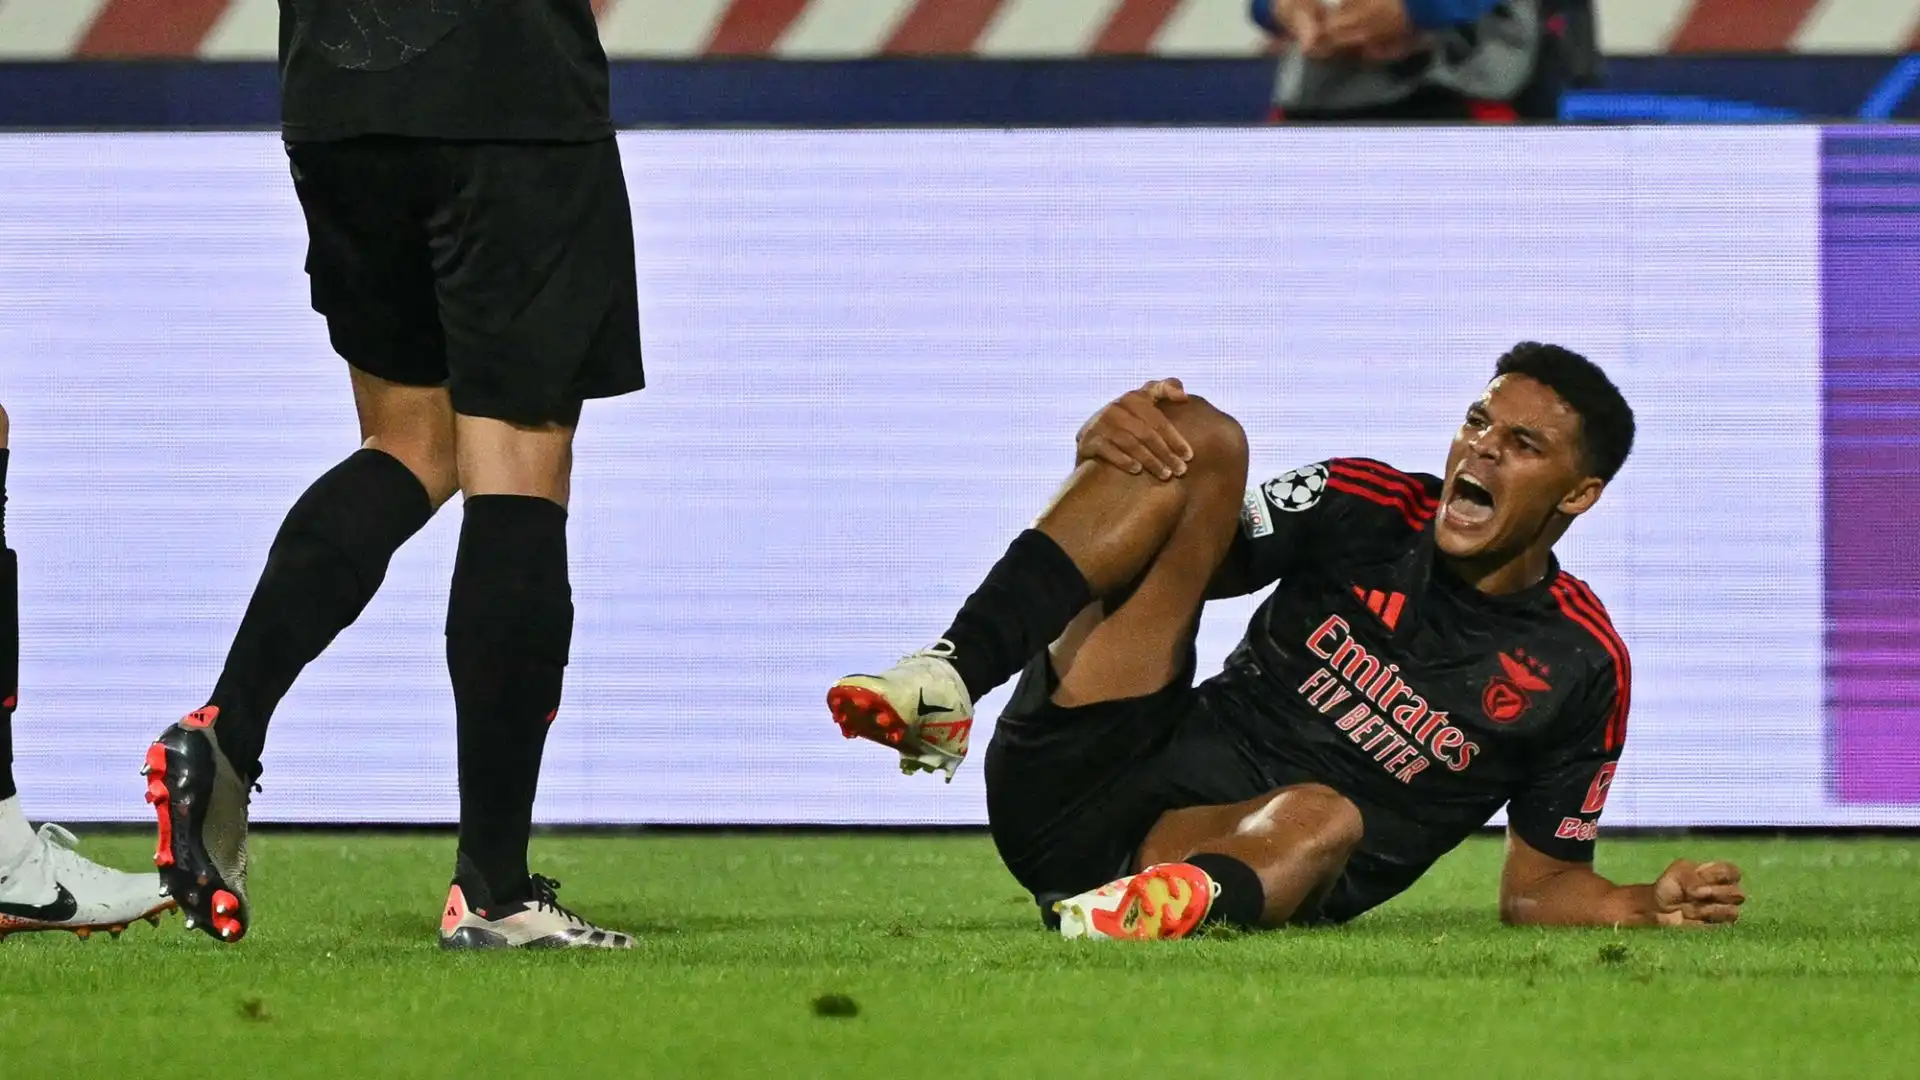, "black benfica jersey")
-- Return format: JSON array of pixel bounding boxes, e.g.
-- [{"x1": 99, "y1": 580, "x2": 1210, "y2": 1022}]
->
[
  {"x1": 1203, "y1": 457, "x2": 1632, "y2": 867},
  {"x1": 279, "y1": 0, "x2": 612, "y2": 142}
]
